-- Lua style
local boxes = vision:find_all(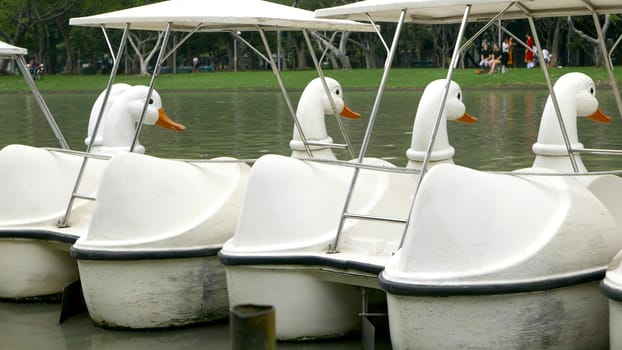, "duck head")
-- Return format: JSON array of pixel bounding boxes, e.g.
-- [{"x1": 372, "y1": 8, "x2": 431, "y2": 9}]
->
[
  {"x1": 92, "y1": 85, "x2": 185, "y2": 155},
  {"x1": 406, "y1": 79, "x2": 477, "y2": 170},
  {"x1": 290, "y1": 77, "x2": 360, "y2": 160},
  {"x1": 532, "y1": 72, "x2": 610, "y2": 172}
]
